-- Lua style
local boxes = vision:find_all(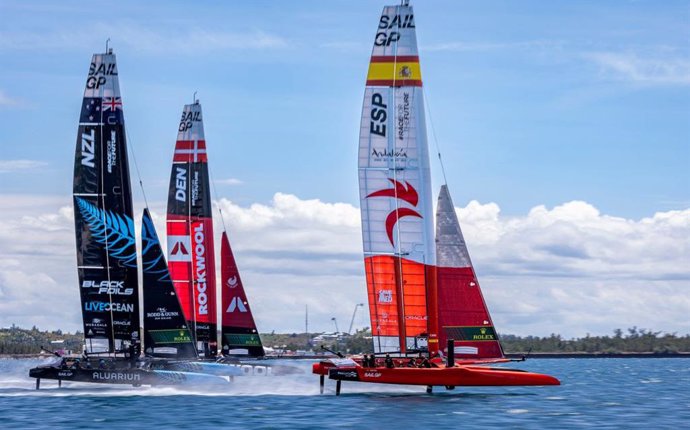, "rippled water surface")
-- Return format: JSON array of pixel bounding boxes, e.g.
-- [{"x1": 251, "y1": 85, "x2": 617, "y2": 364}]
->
[{"x1": 1, "y1": 358, "x2": 688, "y2": 429}]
